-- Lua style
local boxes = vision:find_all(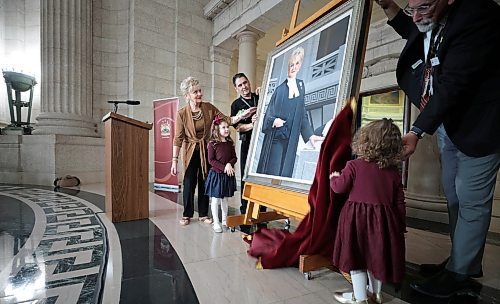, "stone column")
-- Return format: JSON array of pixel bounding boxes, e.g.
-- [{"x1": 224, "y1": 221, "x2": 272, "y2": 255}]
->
[
  {"x1": 233, "y1": 25, "x2": 264, "y2": 86},
  {"x1": 228, "y1": 26, "x2": 263, "y2": 185},
  {"x1": 34, "y1": 0, "x2": 97, "y2": 136}
]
